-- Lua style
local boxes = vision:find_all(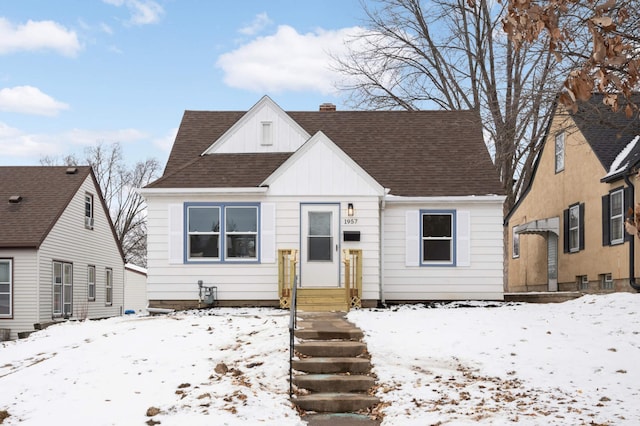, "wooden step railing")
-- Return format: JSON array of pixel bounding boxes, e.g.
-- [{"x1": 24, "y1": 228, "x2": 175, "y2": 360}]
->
[{"x1": 278, "y1": 248, "x2": 362, "y2": 311}]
